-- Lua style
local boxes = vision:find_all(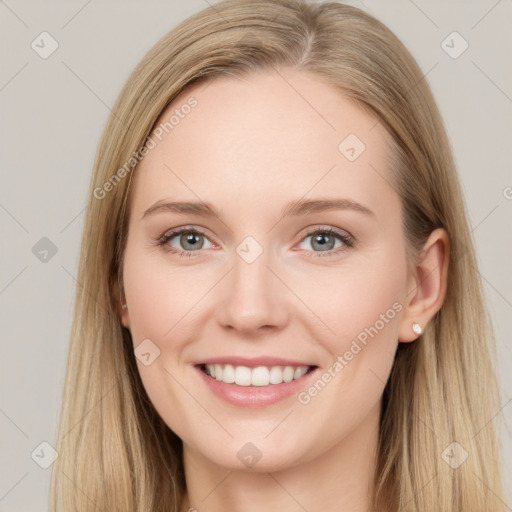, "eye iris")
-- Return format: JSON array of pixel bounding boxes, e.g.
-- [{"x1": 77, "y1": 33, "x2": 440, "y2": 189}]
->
[
  {"x1": 312, "y1": 232, "x2": 335, "y2": 251},
  {"x1": 181, "y1": 232, "x2": 203, "y2": 250}
]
